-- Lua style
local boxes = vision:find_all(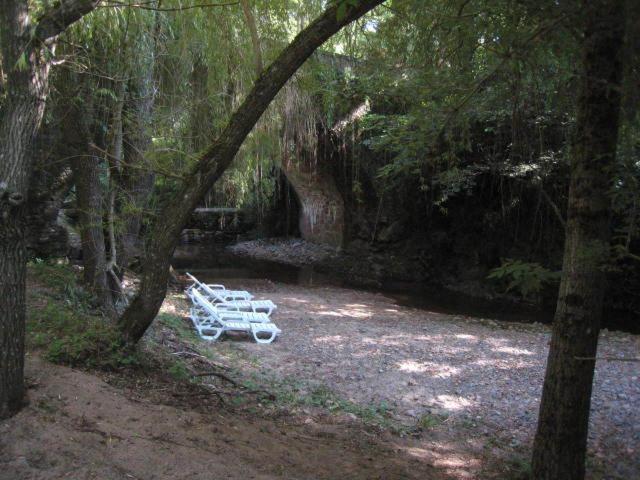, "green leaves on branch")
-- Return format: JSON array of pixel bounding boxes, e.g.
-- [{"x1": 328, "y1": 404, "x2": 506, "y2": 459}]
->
[
  {"x1": 335, "y1": 0, "x2": 361, "y2": 21},
  {"x1": 487, "y1": 259, "x2": 560, "y2": 300}
]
